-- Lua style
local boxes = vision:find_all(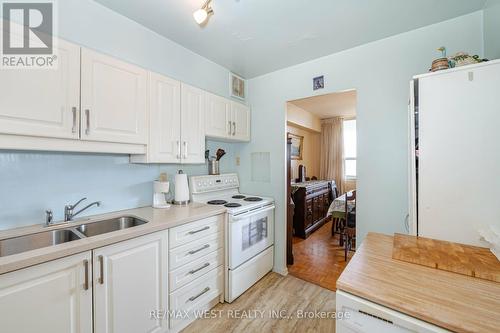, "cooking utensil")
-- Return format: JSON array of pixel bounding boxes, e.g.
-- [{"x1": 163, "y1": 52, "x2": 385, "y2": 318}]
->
[{"x1": 216, "y1": 149, "x2": 226, "y2": 161}]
